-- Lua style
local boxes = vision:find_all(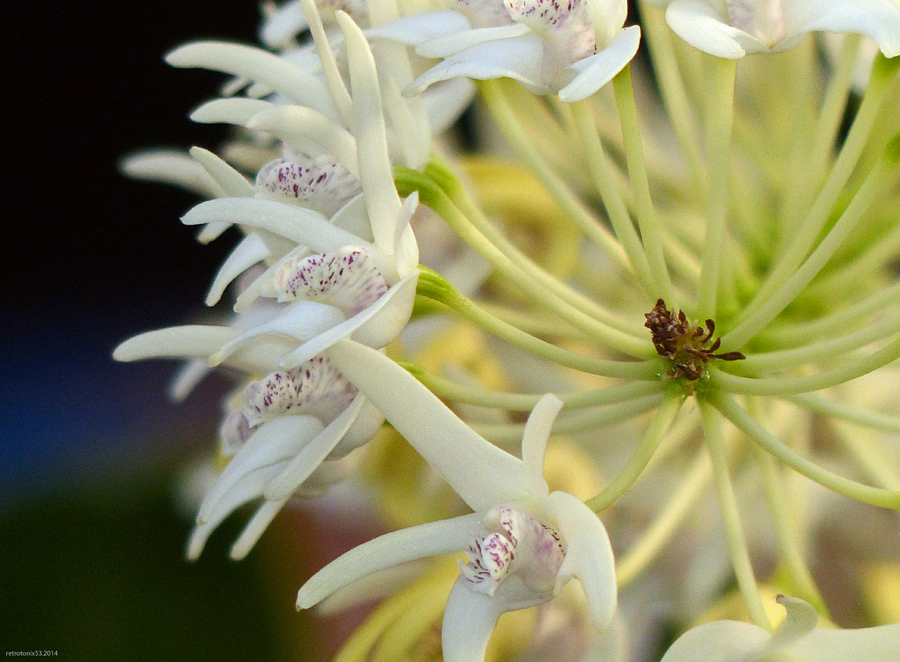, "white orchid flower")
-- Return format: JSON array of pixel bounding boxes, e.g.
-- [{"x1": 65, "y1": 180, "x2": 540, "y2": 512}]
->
[
  {"x1": 367, "y1": 0, "x2": 641, "y2": 101},
  {"x1": 114, "y1": 15, "x2": 424, "y2": 559},
  {"x1": 651, "y1": 0, "x2": 900, "y2": 59},
  {"x1": 296, "y1": 339, "x2": 617, "y2": 662},
  {"x1": 661, "y1": 594, "x2": 900, "y2": 662}
]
